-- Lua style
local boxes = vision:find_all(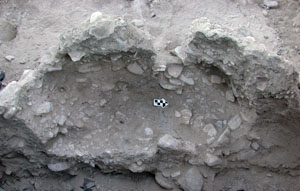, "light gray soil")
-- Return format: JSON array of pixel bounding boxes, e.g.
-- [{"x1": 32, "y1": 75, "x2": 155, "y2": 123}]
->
[{"x1": 1, "y1": 0, "x2": 300, "y2": 191}]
